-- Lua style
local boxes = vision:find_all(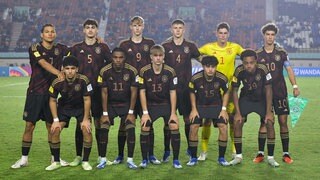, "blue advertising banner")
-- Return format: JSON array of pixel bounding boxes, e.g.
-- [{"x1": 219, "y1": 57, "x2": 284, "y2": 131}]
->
[{"x1": 293, "y1": 67, "x2": 320, "y2": 77}]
